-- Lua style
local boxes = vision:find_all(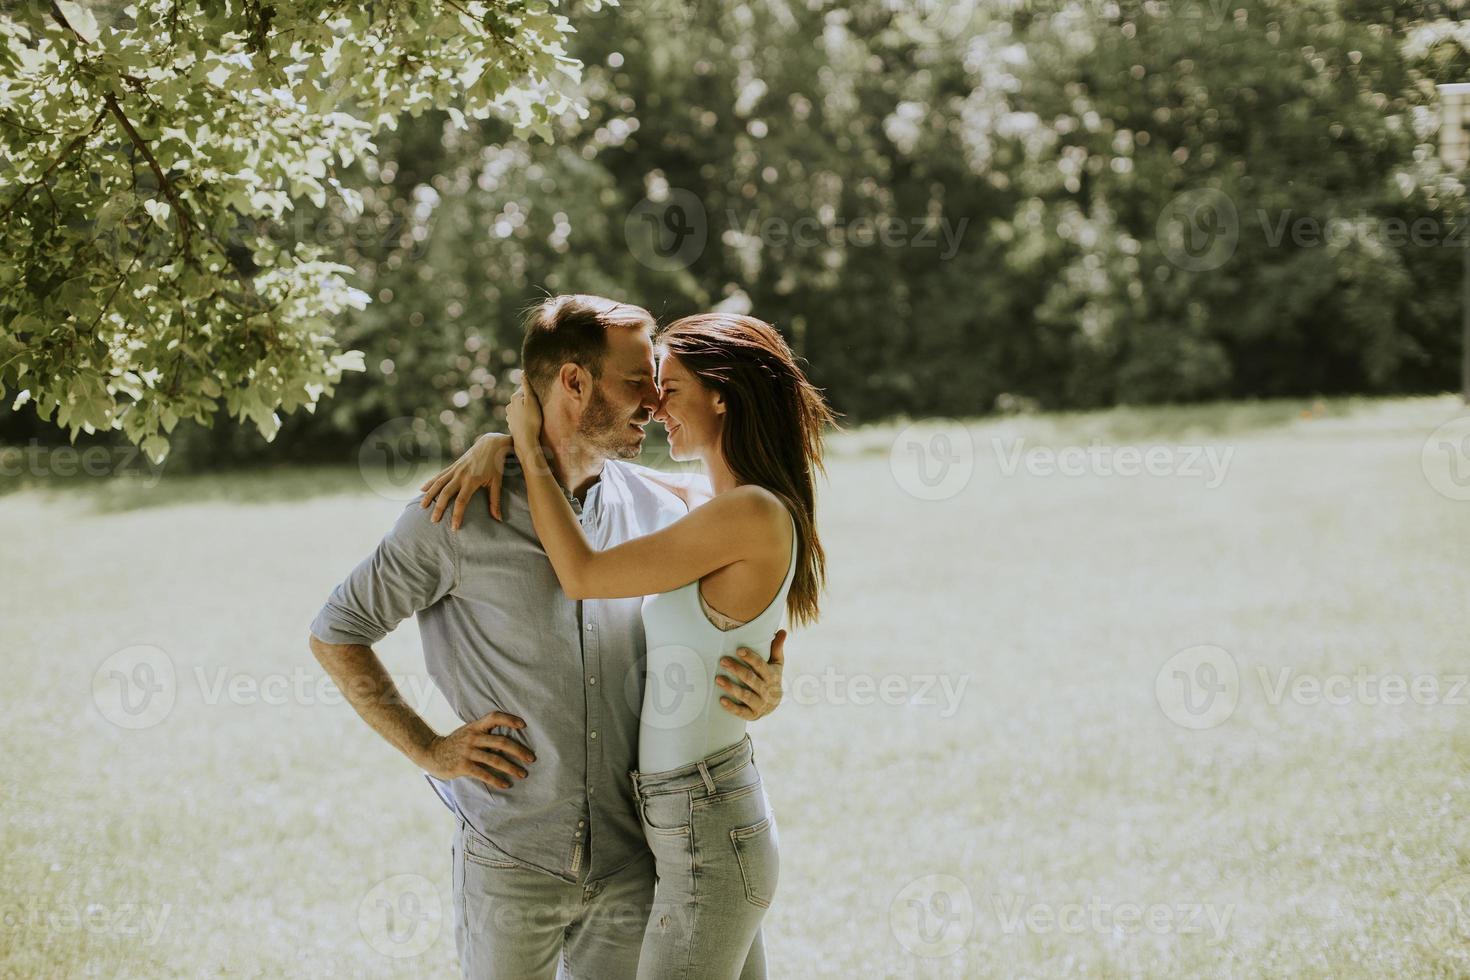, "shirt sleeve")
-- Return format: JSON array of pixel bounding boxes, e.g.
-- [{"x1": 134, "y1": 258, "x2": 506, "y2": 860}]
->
[{"x1": 309, "y1": 498, "x2": 459, "y2": 647}]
